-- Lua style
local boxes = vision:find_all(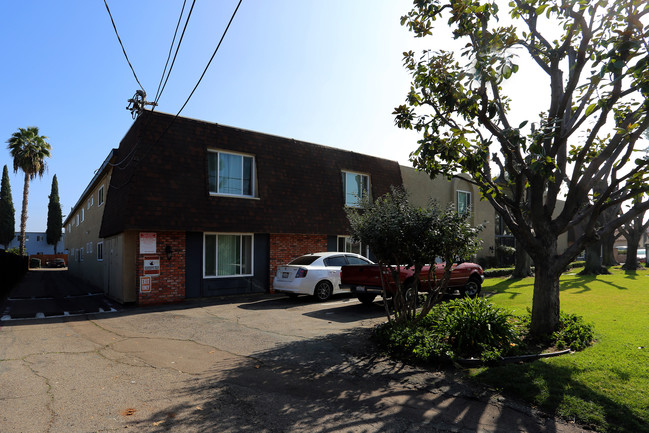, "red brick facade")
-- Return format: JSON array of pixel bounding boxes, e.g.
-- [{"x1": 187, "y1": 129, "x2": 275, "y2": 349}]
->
[
  {"x1": 136, "y1": 231, "x2": 186, "y2": 305},
  {"x1": 269, "y1": 233, "x2": 328, "y2": 290}
]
